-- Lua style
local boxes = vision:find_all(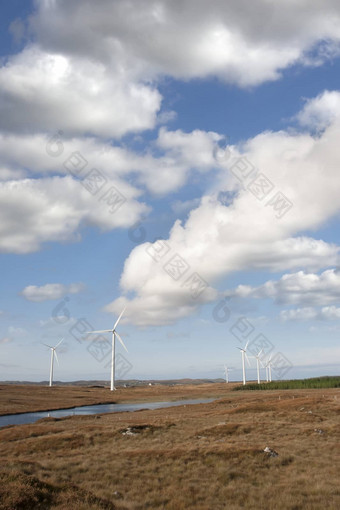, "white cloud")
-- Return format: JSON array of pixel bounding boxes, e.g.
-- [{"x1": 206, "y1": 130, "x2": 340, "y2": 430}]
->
[
  {"x1": 107, "y1": 92, "x2": 340, "y2": 326},
  {"x1": 281, "y1": 306, "x2": 340, "y2": 321},
  {"x1": 30, "y1": 0, "x2": 340, "y2": 87},
  {"x1": 0, "y1": 127, "x2": 226, "y2": 254},
  {"x1": 0, "y1": 46, "x2": 161, "y2": 137},
  {"x1": 0, "y1": 128, "x2": 220, "y2": 188},
  {"x1": 21, "y1": 282, "x2": 85, "y2": 302},
  {"x1": 0, "y1": 175, "x2": 148, "y2": 253},
  {"x1": 296, "y1": 90, "x2": 340, "y2": 129},
  {"x1": 231, "y1": 269, "x2": 340, "y2": 306},
  {"x1": 104, "y1": 242, "x2": 218, "y2": 327}
]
